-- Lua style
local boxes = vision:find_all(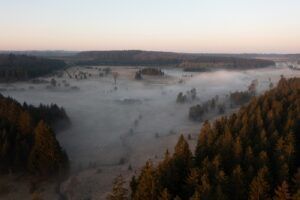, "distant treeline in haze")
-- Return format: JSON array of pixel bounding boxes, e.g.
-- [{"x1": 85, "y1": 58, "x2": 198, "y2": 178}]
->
[
  {"x1": 0, "y1": 51, "x2": 276, "y2": 82},
  {"x1": 0, "y1": 54, "x2": 66, "y2": 82},
  {"x1": 71, "y1": 50, "x2": 275, "y2": 69}
]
